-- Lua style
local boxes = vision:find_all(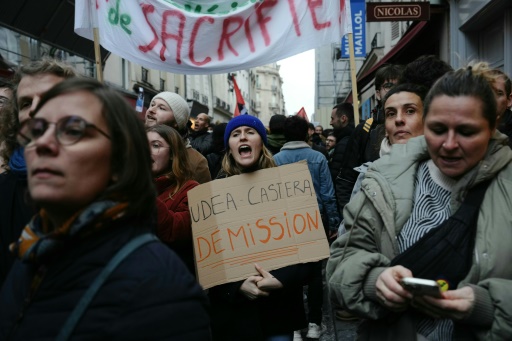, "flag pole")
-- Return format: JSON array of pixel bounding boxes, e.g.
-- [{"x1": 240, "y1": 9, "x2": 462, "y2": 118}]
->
[
  {"x1": 93, "y1": 27, "x2": 104, "y2": 83},
  {"x1": 347, "y1": 32, "x2": 359, "y2": 125}
]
